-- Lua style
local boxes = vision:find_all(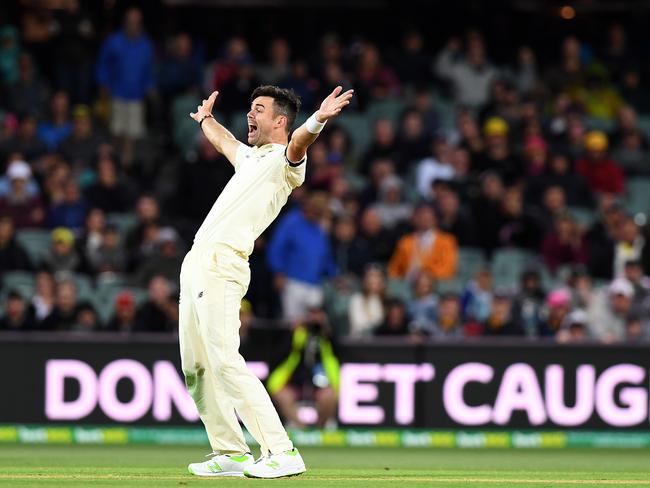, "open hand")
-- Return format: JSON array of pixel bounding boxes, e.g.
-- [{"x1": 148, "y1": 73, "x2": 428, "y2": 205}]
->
[
  {"x1": 190, "y1": 91, "x2": 218, "y2": 122},
  {"x1": 315, "y1": 86, "x2": 354, "y2": 123}
]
